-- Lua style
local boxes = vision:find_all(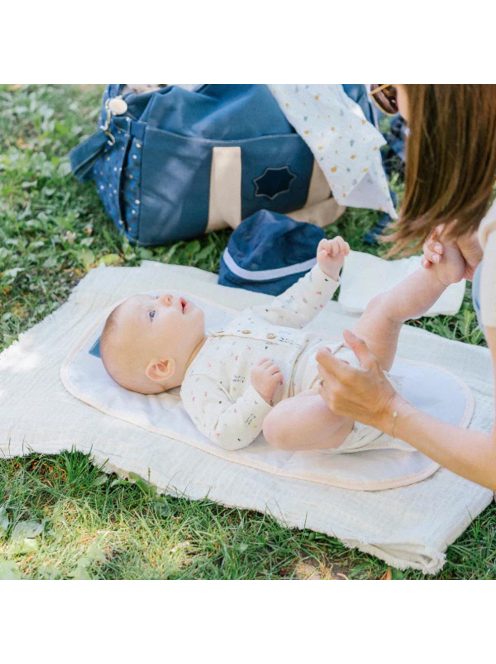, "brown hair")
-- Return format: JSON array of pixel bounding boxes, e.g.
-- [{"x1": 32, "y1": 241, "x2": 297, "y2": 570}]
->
[{"x1": 387, "y1": 84, "x2": 496, "y2": 254}]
